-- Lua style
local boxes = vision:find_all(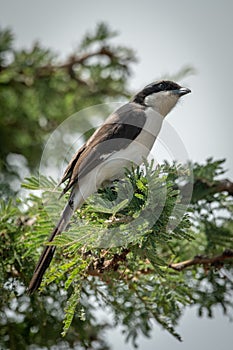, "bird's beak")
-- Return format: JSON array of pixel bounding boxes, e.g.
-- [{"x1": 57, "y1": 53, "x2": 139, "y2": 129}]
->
[{"x1": 174, "y1": 87, "x2": 191, "y2": 96}]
